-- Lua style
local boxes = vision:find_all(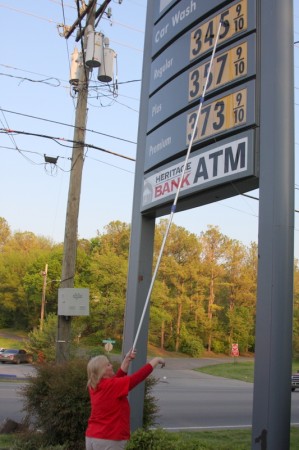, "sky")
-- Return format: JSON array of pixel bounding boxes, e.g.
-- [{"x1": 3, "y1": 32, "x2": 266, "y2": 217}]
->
[{"x1": 0, "y1": 0, "x2": 298, "y2": 259}]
